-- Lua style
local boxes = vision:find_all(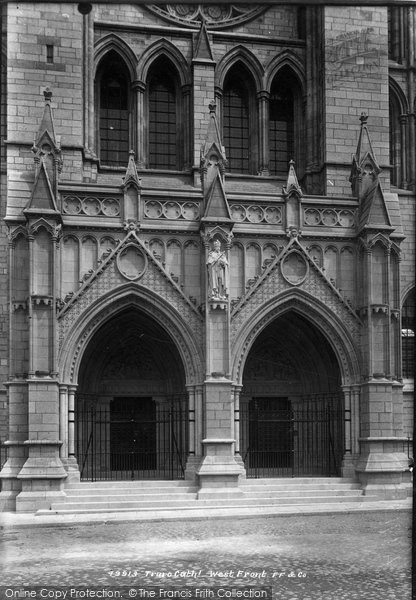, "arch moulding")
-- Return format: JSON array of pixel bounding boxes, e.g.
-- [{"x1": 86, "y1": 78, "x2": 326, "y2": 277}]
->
[
  {"x1": 215, "y1": 45, "x2": 264, "y2": 91},
  {"x1": 136, "y1": 39, "x2": 191, "y2": 86},
  {"x1": 59, "y1": 284, "x2": 204, "y2": 387},
  {"x1": 94, "y1": 33, "x2": 138, "y2": 81},
  {"x1": 264, "y1": 50, "x2": 306, "y2": 95},
  {"x1": 232, "y1": 290, "x2": 361, "y2": 386}
]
